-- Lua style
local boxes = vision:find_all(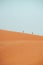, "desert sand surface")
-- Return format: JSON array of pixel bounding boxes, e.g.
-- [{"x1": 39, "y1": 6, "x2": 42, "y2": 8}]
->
[
  {"x1": 0, "y1": 30, "x2": 43, "y2": 41},
  {"x1": 0, "y1": 30, "x2": 43, "y2": 65}
]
